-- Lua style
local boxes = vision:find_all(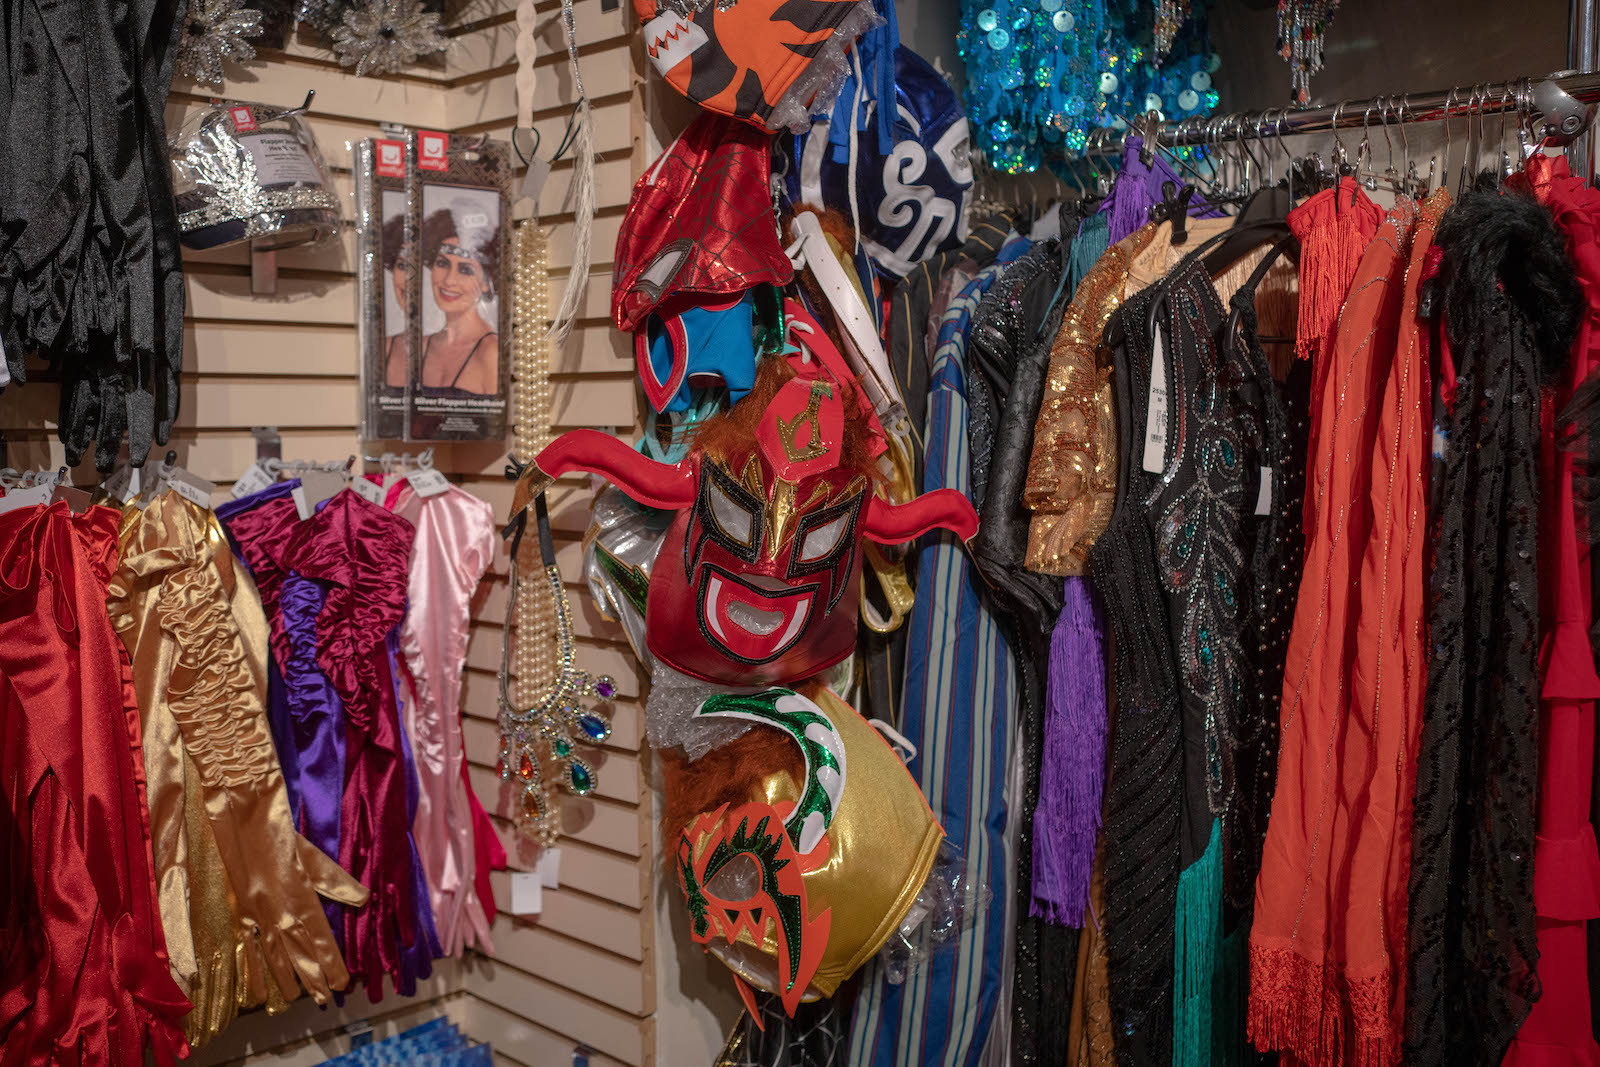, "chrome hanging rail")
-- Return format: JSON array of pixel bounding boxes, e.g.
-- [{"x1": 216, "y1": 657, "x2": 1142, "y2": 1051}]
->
[{"x1": 1082, "y1": 71, "x2": 1600, "y2": 156}]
